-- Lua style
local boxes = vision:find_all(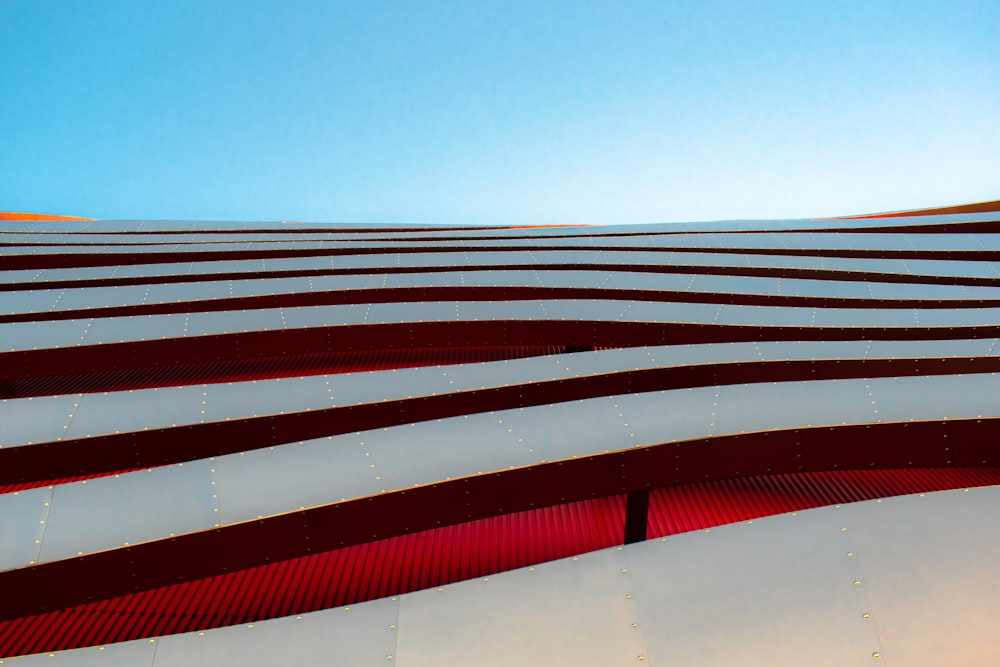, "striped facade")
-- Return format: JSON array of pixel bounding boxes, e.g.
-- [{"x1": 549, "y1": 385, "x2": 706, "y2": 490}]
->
[{"x1": 1, "y1": 205, "x2": 999, "y2": 663}]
